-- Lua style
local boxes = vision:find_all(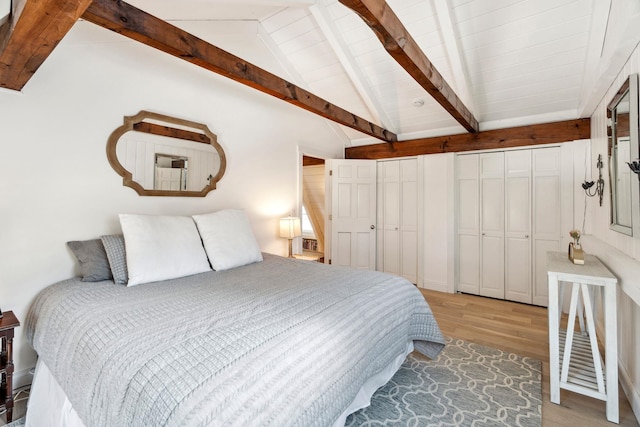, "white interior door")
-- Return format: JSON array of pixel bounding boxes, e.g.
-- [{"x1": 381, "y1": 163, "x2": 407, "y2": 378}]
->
[
  {"x1": 505, "y1": 150, "x2": 532, "y2": 303},
  {"x1": 400, "y1": 159, "x2": 419, "y2": 283},
  {"x1": 456, "y1": 154, "x2": 480, "y2": 295},
  {"x1": 155, "y1": 167, "x2": 183, "y2": 191},
  {"x1": 479, "y1": 153, "x2": 505, "y2": 299},
  {"x1": 532, "y1": 147, "x2": 562, "y2": 306},
  {"x1": 330, "y1": 160, "x2": 377, "y2": 270},
  {"x1": 377, "y1": 159, "x2": 419, "y2": 283}
]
